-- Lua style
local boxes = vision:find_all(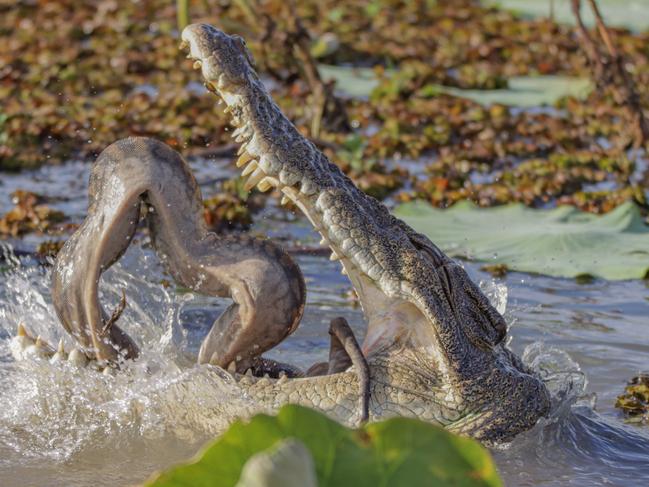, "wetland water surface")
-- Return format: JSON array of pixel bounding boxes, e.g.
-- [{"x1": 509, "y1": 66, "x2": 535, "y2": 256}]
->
[{"x1": 1, "y1": 160, "x2": 648, "y2": 487}]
